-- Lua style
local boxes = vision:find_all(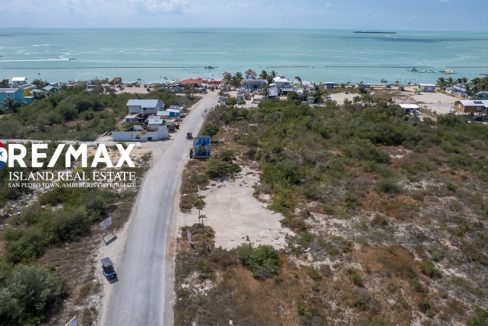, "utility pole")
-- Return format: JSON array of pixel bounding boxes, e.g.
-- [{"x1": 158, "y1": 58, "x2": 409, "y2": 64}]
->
[{"x1": 198, "y1": 210, "x2": 207, "y2": 254}]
